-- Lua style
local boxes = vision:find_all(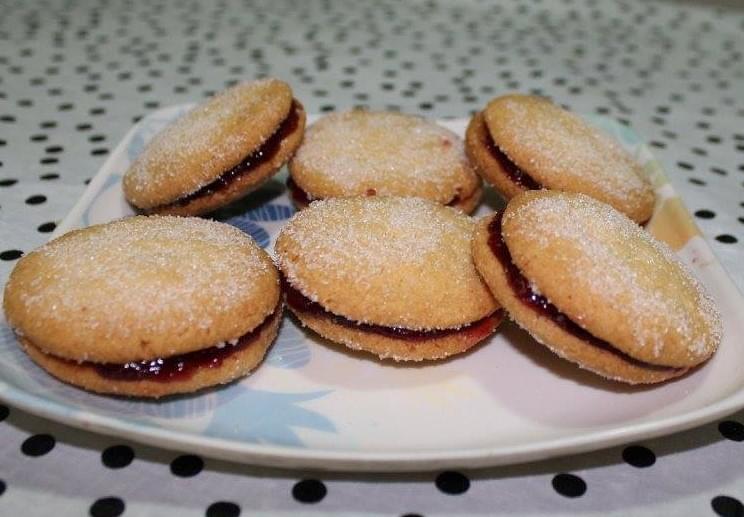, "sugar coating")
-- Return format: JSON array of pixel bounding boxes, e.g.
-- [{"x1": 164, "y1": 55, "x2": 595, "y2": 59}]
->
[
  {"x1": 502, "y1": 191, "x2": 721, "y2": 365},
  {"x1": 3, "y1": 216, "x2": 279, "y2": 363},
  {"x1": 276, "y1": 197, "x2": 497, "y2": 329},
  {"x1": 289, "y1": 110, "x2": 479, "y2": 204},
  {"x1": 123, "y1": 78, "x2": 293, "y2": 209},
  {"x1": 485, "y1": 95, "x2": 654, "y2": 223}
]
